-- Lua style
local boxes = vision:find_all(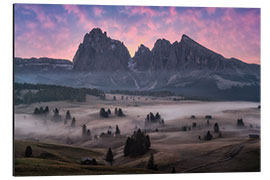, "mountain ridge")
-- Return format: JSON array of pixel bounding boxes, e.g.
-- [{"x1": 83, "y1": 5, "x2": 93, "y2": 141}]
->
[{"x1": 14, "y1": 28, "x2": 260, "y2": 101}]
